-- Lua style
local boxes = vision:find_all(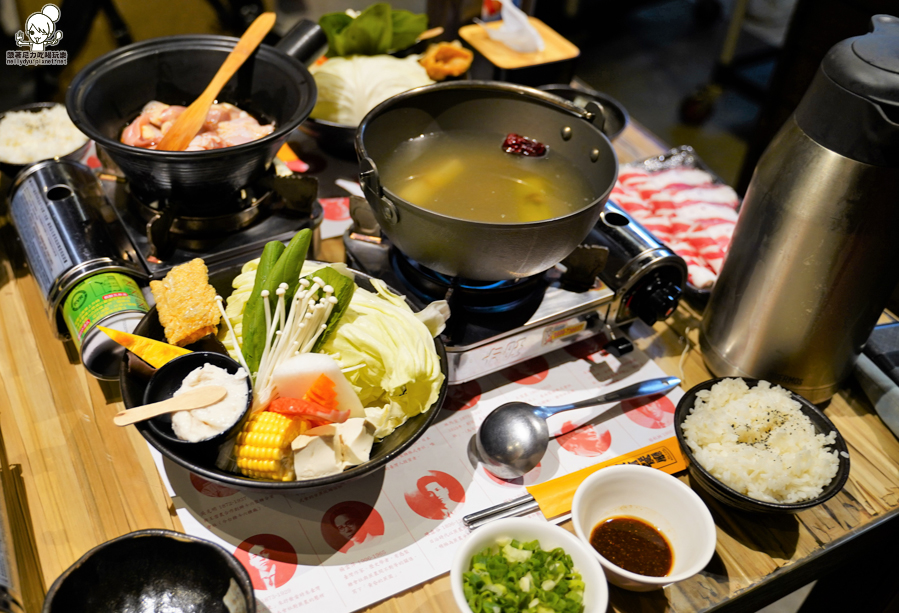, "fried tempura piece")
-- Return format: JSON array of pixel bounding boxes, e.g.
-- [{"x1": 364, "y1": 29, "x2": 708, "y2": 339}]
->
[
  {"x1": 150, "y1": 258, "x2": 221, "y2": 347},
  {"x1": 419, "y1": 41, "x2": 473, "y2": 81}
]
